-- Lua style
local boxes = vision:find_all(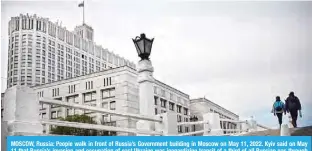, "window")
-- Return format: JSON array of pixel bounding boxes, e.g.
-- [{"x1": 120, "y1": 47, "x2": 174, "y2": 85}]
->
[
  {"x1": 103, "y1": 77, "x2": 112, "y2": 86},
  {"x1": 178, "y1": 126, "x2": 182, "y2": 133},
  {"x1": 85, "y1": 81, "x2": 93, "y2": 90},
  {"x1": 177, "y1": 97, "x2": 182, "y2": 103},
  {"x1": 169, "y1": 102, "x2": 175, "y2": 111},
  {"x1": 161, "y1": 110, "x2": 166, "y2": 113},
  {"x1": 41, "y1": 113, "x2": 47, "y2": 119},
  {"x1": 154, "y1": 96, "x2": 158, "y2": 105},
  {"x1": 177, "y1": 115, "x2": 182, "y2": 122},
  {"x1": 27, "y1": 76, "x2": 32, "y2": 81},
  {"x1": 102, "y1": 102, "x2": 108, "y2": 109},
  {"x1": 51, "y1": 111, "x2": 57, "y2": 119},
  {"x1": 110, "y1": 101, "x2": 116, "y2": 110},
  {"x1": 67, "y1": 95, "x2": 79, "y2": 104},
  {"x1": 66, "y1": 109, "x2": 73, "y2": 116},
  {"x1": 102, "y1": 114, "x2": 110, "y2": 122},
  {"x1": 160, "y1": 98, "x2": 167, "y2": 108},
  {"x1": 170, "y1": 93, "x2": 174, "y2": 100},
  {"x1": 69, "y1": 85, "x2": 76, "y2": 93},
  {"x1": 154, "y1": 86, "x2": 157, "y2": 94},
  {"x1": 177, "y1": 105, "x2": 182, "y2": 113},
  {"x1": 102, "y1": 88, "x2": 115, "y2": 99},
  {"x1": 52, "y1": 88, "x2": 59, "y2": 97},
  {"x1": 183, "y1": 107, "x2": 188, "y2": 115},
  {"x1": 161, "y1": 89, "x2": 166, "y2": 97},
  {"x1": 84, "y1": 92, "x2": 96, "y2": 102},
  {"x1": 155, "y1": 108, "x2": 158, "y2": 115},
  {"x1": 185, "y1": 127, "x2": 189, "y2": 132}
]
